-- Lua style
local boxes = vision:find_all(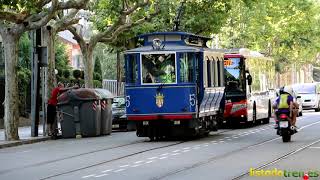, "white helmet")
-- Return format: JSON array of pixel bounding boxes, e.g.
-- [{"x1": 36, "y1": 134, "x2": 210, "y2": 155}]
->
[{"x1": 283, "y1": 86, "x2": 293, "y2": 95}]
